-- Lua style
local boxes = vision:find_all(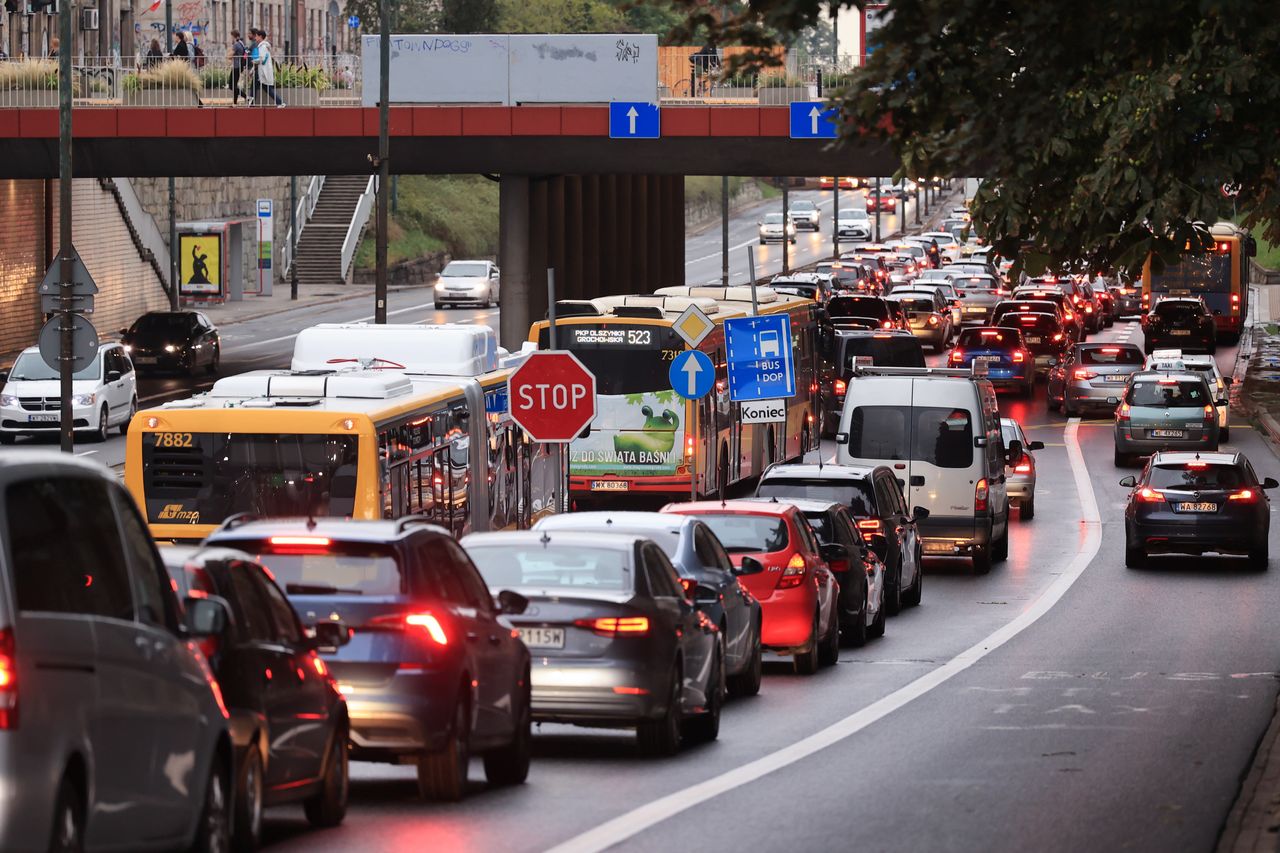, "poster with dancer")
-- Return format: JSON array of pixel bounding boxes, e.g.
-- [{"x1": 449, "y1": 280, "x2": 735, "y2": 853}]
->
[{"x1": 179, "y1": 233, "x2": 222, "y2": 297}]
